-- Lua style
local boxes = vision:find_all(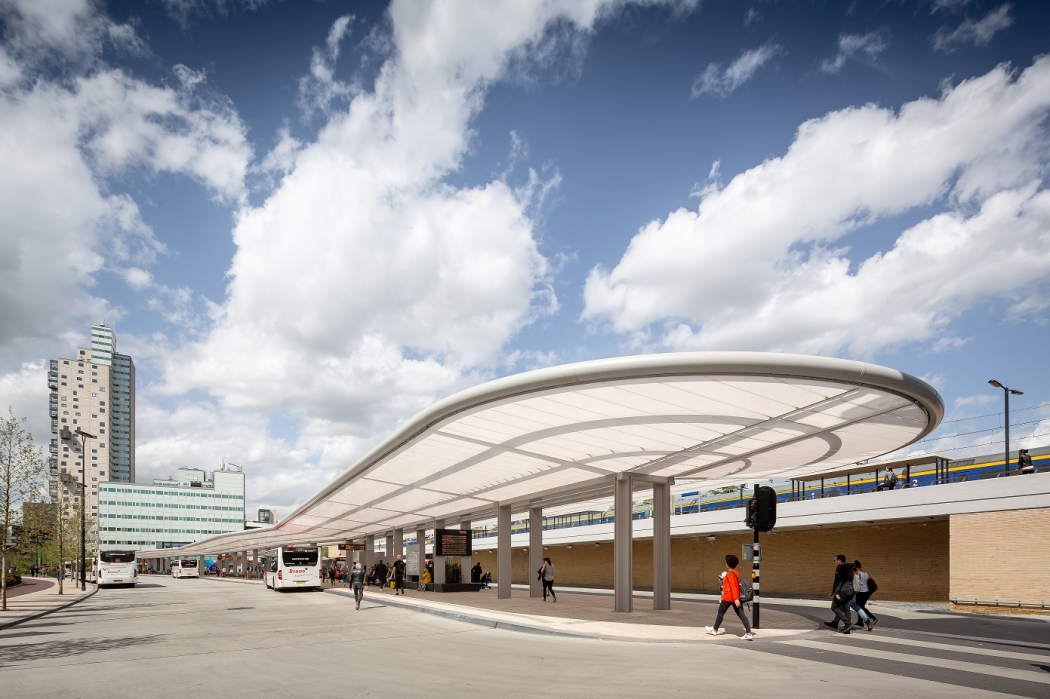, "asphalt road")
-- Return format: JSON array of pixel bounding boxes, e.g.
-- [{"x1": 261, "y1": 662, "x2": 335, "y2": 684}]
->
[{"x1": 0, "y1": 576, "x2": 1046, "y2": 698}]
